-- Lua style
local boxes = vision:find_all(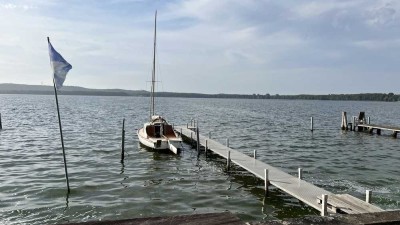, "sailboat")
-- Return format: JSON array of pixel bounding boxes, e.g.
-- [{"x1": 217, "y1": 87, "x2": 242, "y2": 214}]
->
[{"x1": 137, "y1": 11, "x2": 182, "y2": 154}]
